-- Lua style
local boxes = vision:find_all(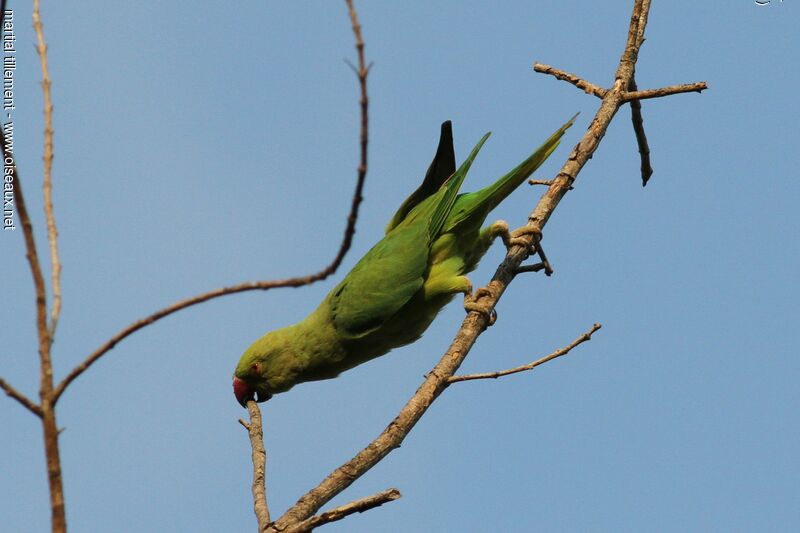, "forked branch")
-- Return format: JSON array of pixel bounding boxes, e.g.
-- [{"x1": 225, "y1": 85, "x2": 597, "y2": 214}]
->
[
  {"x1": 283, "y1": 488, "x2": 401, "y2": 533},
  {"x1": 533, "y1": 5, "x2": 706, "y2": 187},
  {"x1": 0, "y1": 3, "x2": 68, "y2": 531}
]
